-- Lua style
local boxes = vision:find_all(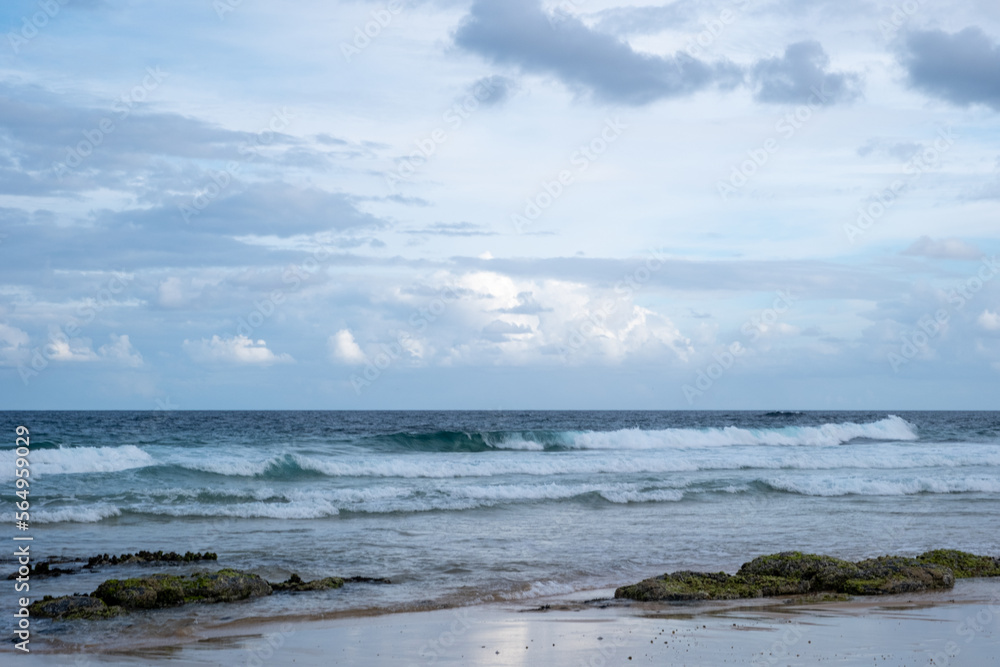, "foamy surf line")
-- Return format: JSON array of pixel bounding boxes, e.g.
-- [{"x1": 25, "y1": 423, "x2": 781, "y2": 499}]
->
[
  {"x1": 0, "y1": 444, "x2": 155, "y2": 480},
  {"x1": 373, "y1": 416, "x2": 920, "y2": 451}
]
